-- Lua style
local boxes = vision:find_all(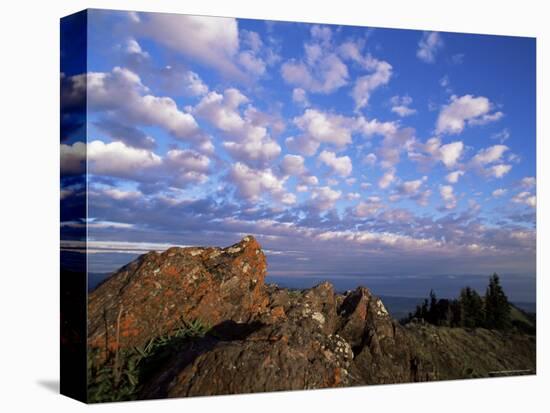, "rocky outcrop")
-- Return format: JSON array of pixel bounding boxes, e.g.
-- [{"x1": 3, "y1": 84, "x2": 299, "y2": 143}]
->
[
  {"x1": 88, "y1": 236, "x2": 268, "y2": 350},
  {"x1": 87, "y1": 236, "x2": 536, "y2": 400}
]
